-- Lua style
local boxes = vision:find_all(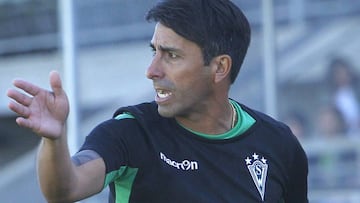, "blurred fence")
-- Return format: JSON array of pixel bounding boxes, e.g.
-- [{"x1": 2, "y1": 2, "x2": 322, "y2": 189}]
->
[
  {"x1": 1, "y1": 0, "x2": 360, "y2": 55},
  {"x1": 303, "y1": 137, "x2": 360, "y2": 202}
]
